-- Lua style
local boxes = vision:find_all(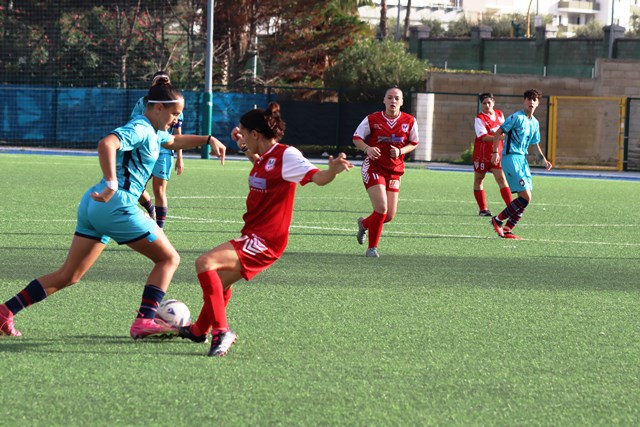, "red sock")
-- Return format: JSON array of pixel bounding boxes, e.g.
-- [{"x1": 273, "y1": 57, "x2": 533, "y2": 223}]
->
[
  {"x1": 474, "y1": 189, "x2": 487, "y2": 211},
  {"x1": 193, "y1": 270, "x2": 228, "y2": 335},
  {"x1": 367, "y1": 211, "x2": 386, "y2": 249},
  {"x1": 500, "y1": 187, "x2": 513, "y2": 205}
]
